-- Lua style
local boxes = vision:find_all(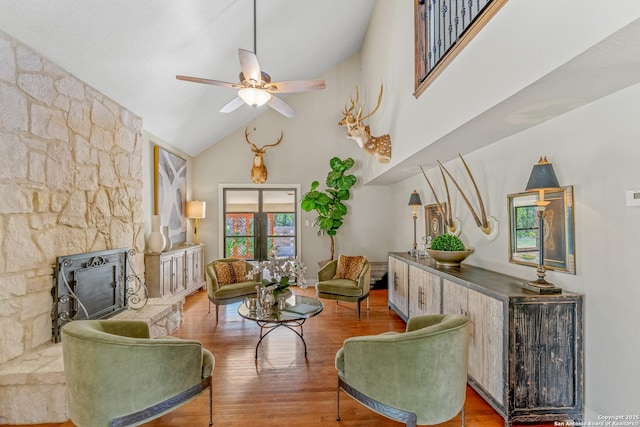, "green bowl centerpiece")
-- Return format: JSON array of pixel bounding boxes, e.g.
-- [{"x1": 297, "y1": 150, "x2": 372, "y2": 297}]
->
[{"x1": 426, "y1": 234, "x2": 473, "y2": 267}]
